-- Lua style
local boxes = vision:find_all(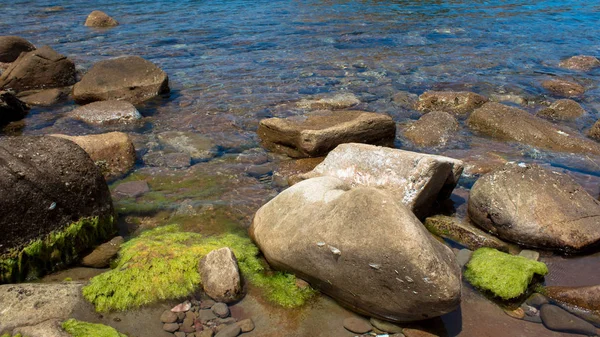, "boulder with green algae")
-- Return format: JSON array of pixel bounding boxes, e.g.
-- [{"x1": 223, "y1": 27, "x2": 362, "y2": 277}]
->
[
  {"x1": 83, "y1": 224, "x2": 316, "y2": 312},
  {"x1": 62, "y1": 319, "x2": 126, "y2": 337},
  {"x1": 464, "y1": 248, "x2": 548, "y2": 300}
]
